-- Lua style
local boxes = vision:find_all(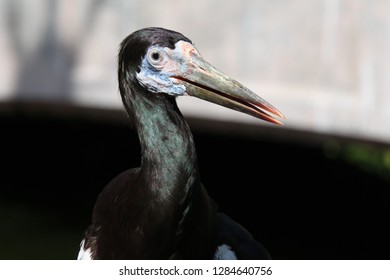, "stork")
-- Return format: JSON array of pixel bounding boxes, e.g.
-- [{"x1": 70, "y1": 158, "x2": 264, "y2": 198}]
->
[{"x1": 78, "y1": 27, "x2": 284, "y2": 260}]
